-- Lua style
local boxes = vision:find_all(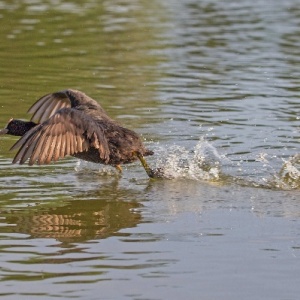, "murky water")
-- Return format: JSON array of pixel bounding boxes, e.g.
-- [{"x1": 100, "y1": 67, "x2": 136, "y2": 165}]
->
[{"x1": 0, "y1": 0, "x2": 299, "y2": 299}]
